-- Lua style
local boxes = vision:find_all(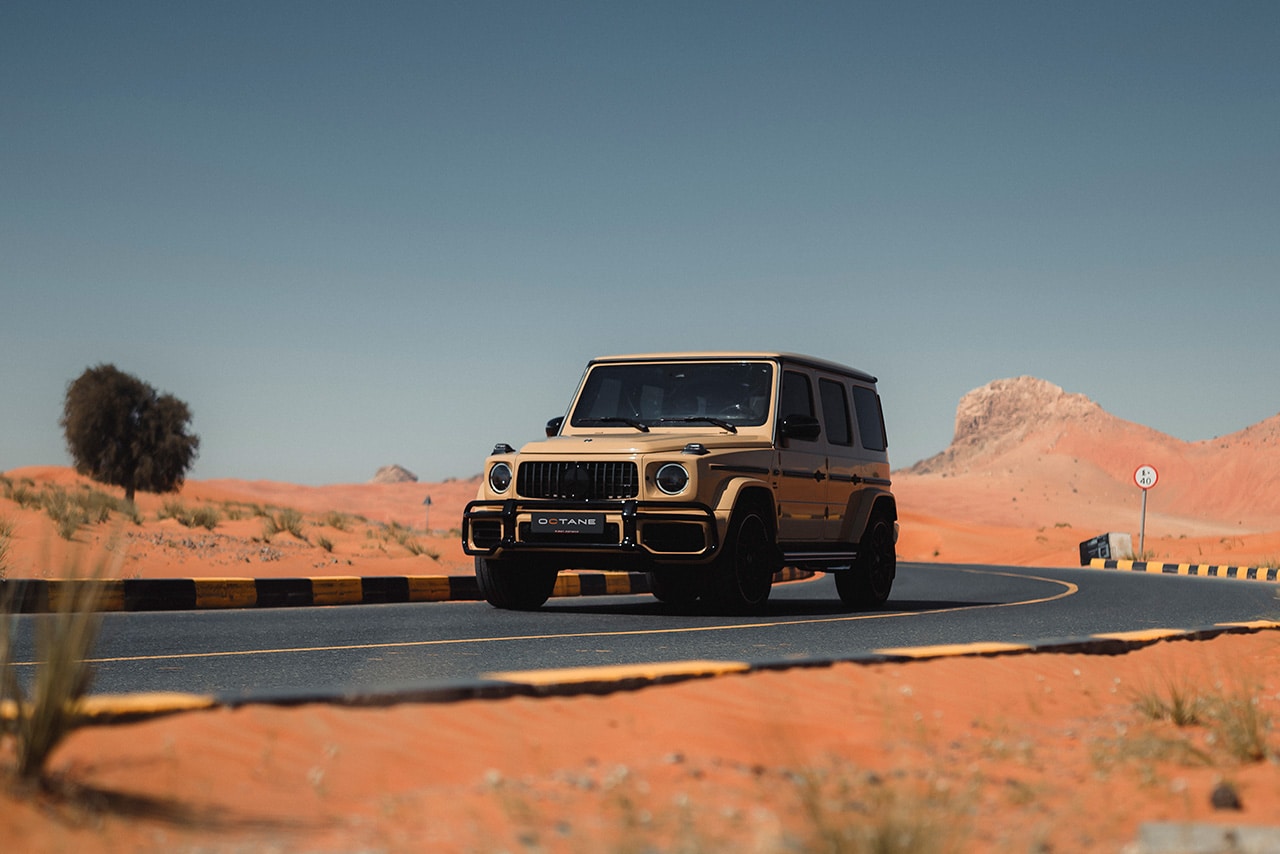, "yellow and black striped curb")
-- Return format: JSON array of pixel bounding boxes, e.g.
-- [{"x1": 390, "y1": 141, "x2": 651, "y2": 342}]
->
[
  {"x1": 47, "y1": 619, "x2": 1280, "y2": 724},
  {"x1": 0, "y1": 567, "x2": 815, "y2": 614},
  {"x1": 1088, "y1": 558, "x2": 1280, "y2": 582}
]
